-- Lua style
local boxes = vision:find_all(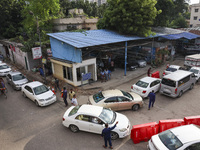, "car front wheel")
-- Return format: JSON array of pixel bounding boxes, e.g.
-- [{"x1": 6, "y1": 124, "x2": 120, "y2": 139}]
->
[
  {"x1": 132, "y1": 104, "x2": 139, "y2": 111},
  {"x1": 69, "y1": 125, "x2": 79, "y2": 133},
  {"x1": 23, "y1": 92, "x2": 27, "y2": 98},
  {"x1": 190, "y1": 84, "x2": 194, "y2": 90},
  {"x1": 35, "y1": 100, "x2": 39, "y2": 106},
  {"x1": 110, "y1": 131, "x2": 119, "y2": 140}
]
